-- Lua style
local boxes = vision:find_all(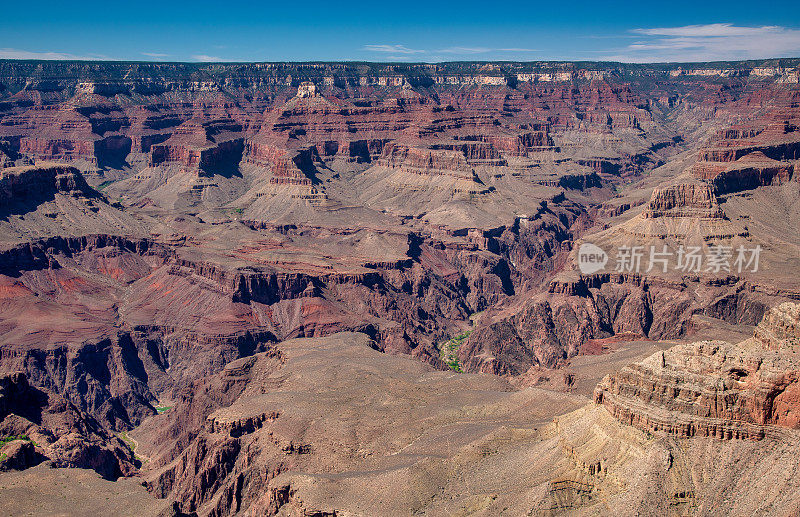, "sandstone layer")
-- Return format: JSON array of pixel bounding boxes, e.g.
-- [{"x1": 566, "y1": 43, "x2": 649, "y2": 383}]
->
[{"x1": 0, "y1": 58, "x2": 799, "y2": 516}]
